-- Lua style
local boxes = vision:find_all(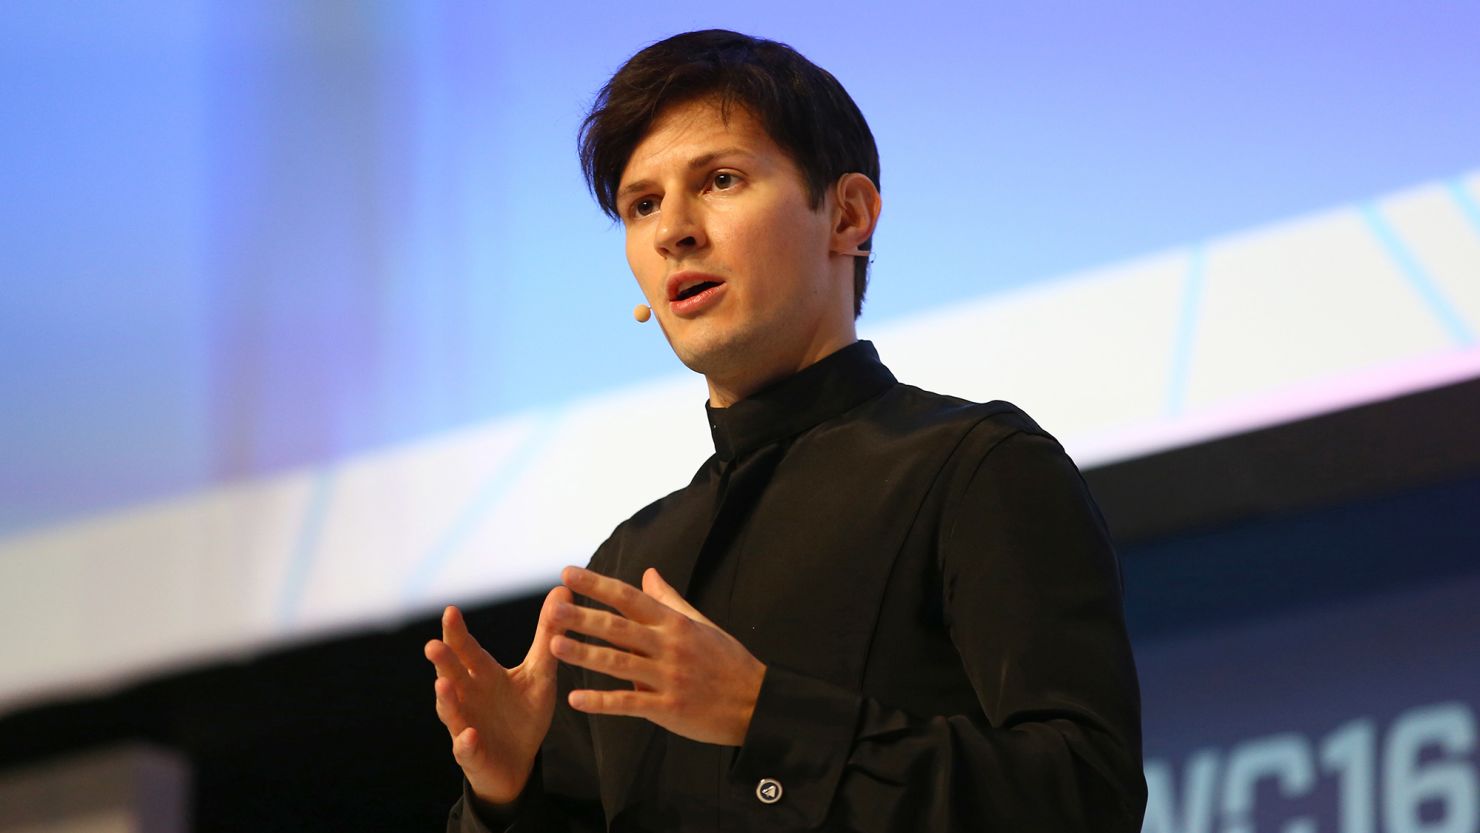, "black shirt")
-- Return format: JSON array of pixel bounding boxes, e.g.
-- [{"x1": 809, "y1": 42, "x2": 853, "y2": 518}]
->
[{"x1": 449, "y1": 340, "x2": 1146, "y2": 832}]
